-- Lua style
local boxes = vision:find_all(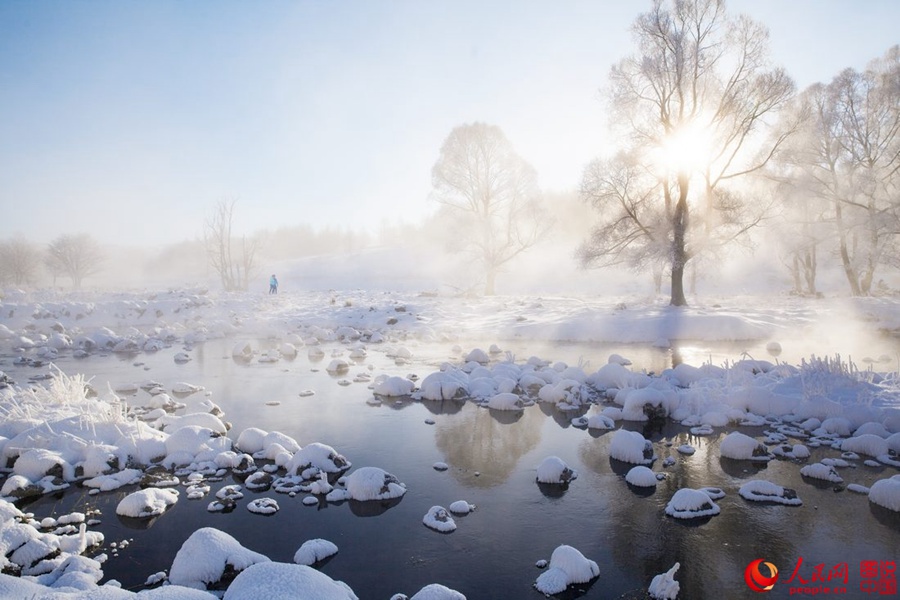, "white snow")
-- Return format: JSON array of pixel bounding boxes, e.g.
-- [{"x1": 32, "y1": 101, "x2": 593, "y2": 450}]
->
[
  {"x1": 625, "y1": 466, "x2": 659, "y2": 488},
  {"x1": 648, "y1": 562, "x2": 680, "y2": 600},
  {"x1": 223, "y1": 562, "x2": 358, "y2": 600},
  {"x1": 534, "y1": 545, "x2": 599, "y2": 595},
  {"x1": 869, "y1": 475, "x2": 900, "y2": 512},
  {"x1": 294, "y1": 538, "x2": 339, "y2": 565},
  {"x1": 665, "y1": 488, "x2": 721, "y2": 519},
  {"x1": 169, "y1": 527, "x2": 269, "y2": 590},
  {"x1": 408, "y1": 583, "x2": 467, "y2": 599},
  {"x1": 719, "y1": 432, "x2": 771, "y2": 461},
  {"x1": 115, "y1": 488, "x2": 179, "y2": 518},
  {"x1": 423, "y1": 506, "x2": 456, "y2": 532},
  {"x1": 536, "y1": 456, "x2": 577, "y2": 484},
  {"x1": 609, "y1": 429, "x2": 655, "y2": 465},
  {"x1": 738, "y1": 480, "x2": 802, "y2": 506},
  {"x1": 341, "y1": 467, "x2": 406, "y2": 501}
]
